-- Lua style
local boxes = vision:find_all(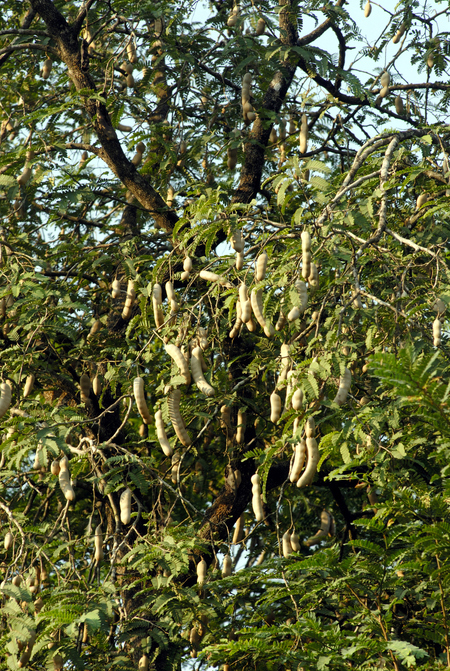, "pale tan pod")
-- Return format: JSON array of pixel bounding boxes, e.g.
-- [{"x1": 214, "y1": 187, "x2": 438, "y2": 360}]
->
[
  {"x1": 168, "y1": 389, "x2": 192, "y2": 446},
  {"x1": 138, "y1": 655, "x2": 149, "y2": 671},
  {"x1": 0, "y1": 381, "x2": 12, "y2": 418},
  {"x1": 94, "y1": 524, "x2": 104, "y2": 563},
  {"x1": 222, "y1": 554, "x2": 232, "y2": 577},
  {"x1": 199, "y1": 269, "x2": 232, "y2": 288},
  {"x1": 23, "y1": 374, "x2": 35, "y2": 398},
  {"x1": 232, "y1": 514, "x2": 245, "y2": 544},
  {"x1": 333, "y1": 368, "x2": 351, "y2": 406},
  {"x1": 256, "y1": 251, "x2": 268, "y2": 281},
  {"x1": 239, "y1": 282, "x2": 249, "y2": 304},
  {"x1": 290, "y1": 532, "x2": 301, "y2": 552},
  {"x1": 191, "y1": 346, "x2": 215, "y2": 396},
  {"x1": 120, "y1": 487, "x2": 132, "y2": 525},
  {"x1": 12, "y1": 574, "x2": 22, "y2": 587},
  {"x1": 282, "y1": 531, "x2": 292, "y2": 558},
  {"x1": 251, "y1": 473, "x2": 264, "y2": 522},
  {"x1": 59, "y1": 467, "x2": 75, "y2": 502},
  {"x1": 299, "y1": 114, "x2": 308, "y2": 154},
  {"x1": 250, "y1": 289, "x2": 272, "y2": 335},
  {"x1": 122, "y1": 279, "x2": 136, "y2": 320},
  {"x1": 17, "y1": 167, "x2": 32, "y2": 186},
  {"x1": 270, "y1": 392, "x2": 282, "y2": 423},
  {"x1": 416, "y1": 193, "x2": 428, "y2": 209},
  {"x1": 133, "y1": 377, "x2": 152, "y2": 424},
  {"x1": 197, "y1": 558, "x2": 207, "y2": 586},
  {"x1": 305, "y1": 416, "x2": 315, "y2": 437},
  {"x1": 165, "y1": 344, "x2": 191, "y2": 385},
  {"x1": 111, "y1": 279, "x2": 121, "y2": 298},
  {"x1": 132, "y1": 149, "x2": 142, "y2": 165},
  {"x1": 380, "y1": 85, "x2": 389, "y2": 99},
  {"x1": 395, "y1": 95, "x2": 404, "y2": 115},
  {"x1": 380, "y1": 71, "x2": 390, "y2": 88},
  {"x1": 50, "y1": 460, "x2": 60, "y2": 476},
  {"x1": 235, "y1": 252, "x2": 244, "y2": 270},
  {"x1": 41, "y1": 58, "x2": 53, "y2": 79},
  {"x1": 240, "y1": 299, "x2": 251, "y2": 324},
  {"x1": 305, "y1": 510, "x2": 333, "y2": 546},
  {"x1": 301, "y1": 230, "x2": 311, "y2": 252},
  {"x1": 364, "y1": 1, "x2": 371, "y2": 17},
  {"x1": 236, "y1": 408, "x2": 246, "y2": 443},
  {"x1": 183, "y1": 257, "x2": 193, "y2": 273},
  {"x1": 155, "y1": 409, "x2": 173, "y2": 457},
  {"x1": 289, "y1": 439, "x2": 306, "y2": 482},
  {"x1": 256, "y1": 17, "x2": 265, "y2": 35},
  {"x1": 4, "y1": 530, "x2": 13, "y2": 550},
  {"x1": 127, "y1": 39, "x2": 137, "y2": 63},
  {"x1": 292, "y1": 388, "x2": 303, "y2": 411},
  {"x1": 92, "y1": 375, "x2": 102, "y2": 396},
  {"x1": 296, "y1": 436, "x2": 319, "y2": 488},
  {"x1": 433, "y1": 317, "x2": 441, "y2": 346}
]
